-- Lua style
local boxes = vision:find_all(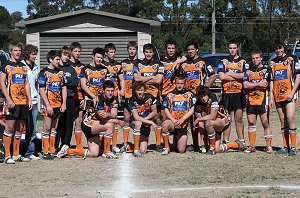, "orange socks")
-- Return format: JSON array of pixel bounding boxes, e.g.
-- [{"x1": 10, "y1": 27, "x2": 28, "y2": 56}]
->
[
  {"x1": 75, "y1": 129, "x2": 83, "y2": 149},
  {"x1": 3, "y1": 132, "x2": 13, "y2": 158},
  {"x1": 162, "y1": 132, "x2": 169, "y2": 149},
  {"x1": 226, "y1": 142, "x2": 239, "y2": 150},
  {"x1": 104, "y1": 133, "x2": 112, "y2": 153},
  {"x1": 13, "y1": 134, "x2": 21, "y2": 157},
  {"x1": 123, "y1": 126, "x2": 130, "y2": 144},
  {"x1": 133, "y1": 130, "x2": 140, "y2": 151},
  {"x1": 112, "y1": 126, "x2": 118, "y2": 147},
  {"x1": 42, "y1": 132, "x2": 50, "y2": 154},
  {"x1": 264, "y1": 135, "x2": 272, "y2": 147},
  {"x1": 208, "y1": 133, "x2": 215, "y2": 149},
  {"x1": 290, "y1": 128, "x2": 297, "y2": 148},
  {"x1": 155, "y1": 127, "x2": 162, "y2": 146},
  {"x1": 67, "y1": 148, "x2": 87, "y2": 157},
  {"x1": 282, "y1": 127, "x2": 290, "y2": 148},
  {"x1": 49, "y1": 131, "x2": 57, "y2": 154}
]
